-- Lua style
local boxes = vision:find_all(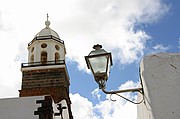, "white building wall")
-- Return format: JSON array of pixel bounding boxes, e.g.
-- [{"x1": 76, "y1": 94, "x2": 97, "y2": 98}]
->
[
  {"x1": 137, "y1": 53, "x2": 180, "y2": 119},
  {"x1": 0, "y1": 96, "x2": 70, "y2": 119},
  {"x1": 0, "y1": 96, "x2": 44, "y2": 119}
]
